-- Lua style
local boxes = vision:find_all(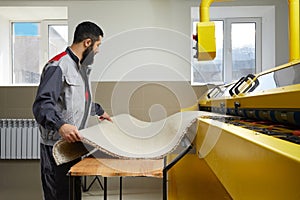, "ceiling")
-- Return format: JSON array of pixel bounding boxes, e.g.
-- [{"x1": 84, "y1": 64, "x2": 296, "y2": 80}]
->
[{"x1": 0, "y1": 7, "x2": 67, "y2": 20}]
